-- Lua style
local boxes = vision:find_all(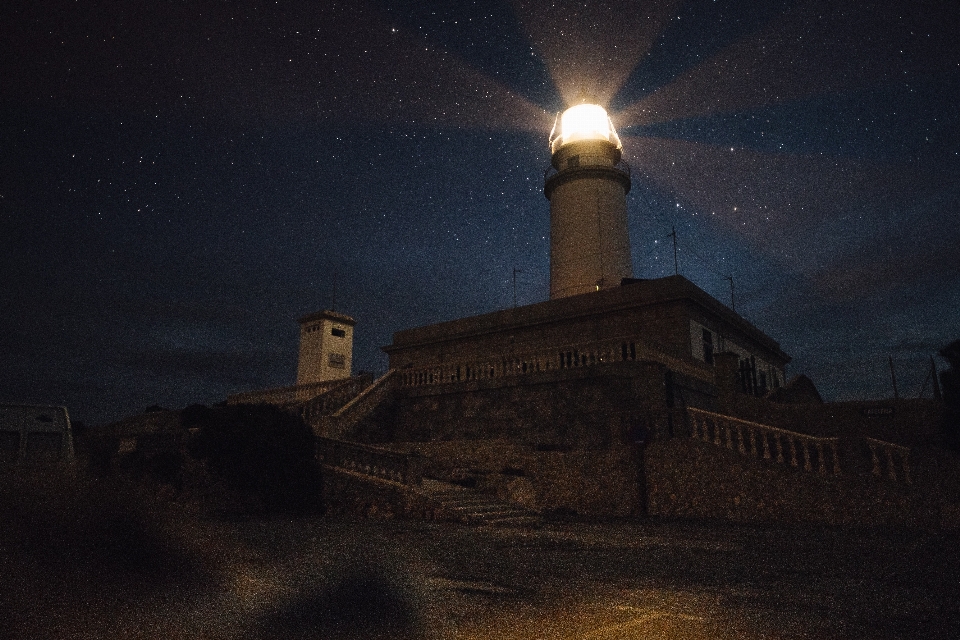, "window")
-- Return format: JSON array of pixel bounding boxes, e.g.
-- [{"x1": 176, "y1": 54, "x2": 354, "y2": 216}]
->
[
  {"x1": 331, "y1": 327, "x2": 346, "y2": 338},
  {"x1": 328, "y1": 353, "x2": 346, "y2": 368},
  {"x1": 702, "y1": 329, "x2": 714, "y2": 365}
]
